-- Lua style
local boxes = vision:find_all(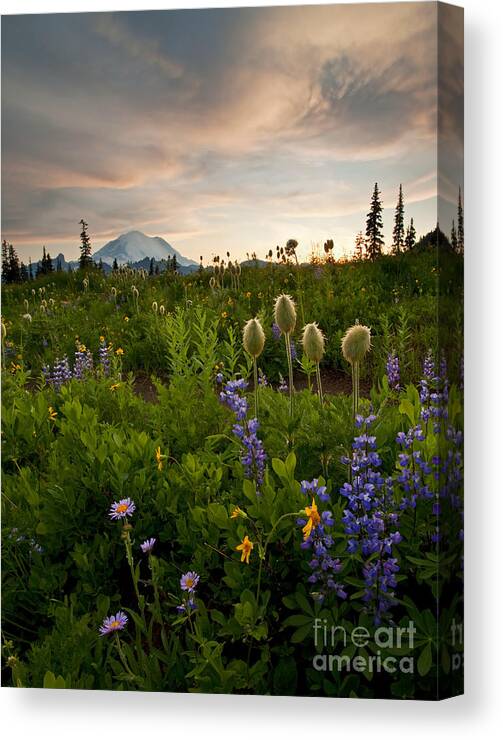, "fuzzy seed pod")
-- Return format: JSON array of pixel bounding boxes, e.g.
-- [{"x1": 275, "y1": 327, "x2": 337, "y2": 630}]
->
[
  {"x1": 243, "y1": 318, "x2": 265, "y2": 358},
  {"x1": 302, "y1": 323, "x2": 325, "y2": 363},
  {"x1": 159, "y1": 305, "x2": 165, "y2": 316},
  {"x1": 152, "y1": 301, "x2": 158, "y2": 313},
  {"x1": 111, "y1": 287, "x2": 117, "y2": 296},
  {"x1": 274, "y1": 294, "x2": 296, "y2": 335},
  {"x1": 23, "y1": 313, "x2": 33, "y2": 322},
  {"x1": 341, "y1": 323, "x2": 371, "y2": 364},
  {"x1": 1, "y1": 321, "x2": 7, "y2": 340},
  {"x1": 209, "y1": 277, "x2": 216, "y2": 289},
  {"x1": 24, "y1": 299, "x2": 29, "y2": 311}
]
